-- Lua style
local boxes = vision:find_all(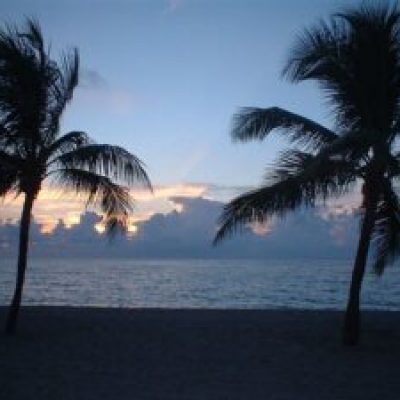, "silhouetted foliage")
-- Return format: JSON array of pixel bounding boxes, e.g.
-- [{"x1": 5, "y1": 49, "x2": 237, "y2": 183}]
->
[
  {"x1": 0, "y1": 19, "x2": 151, "y2": 334},
  {"x1": 215, "y1": 2, "x2": 400, "y2": 345}
]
